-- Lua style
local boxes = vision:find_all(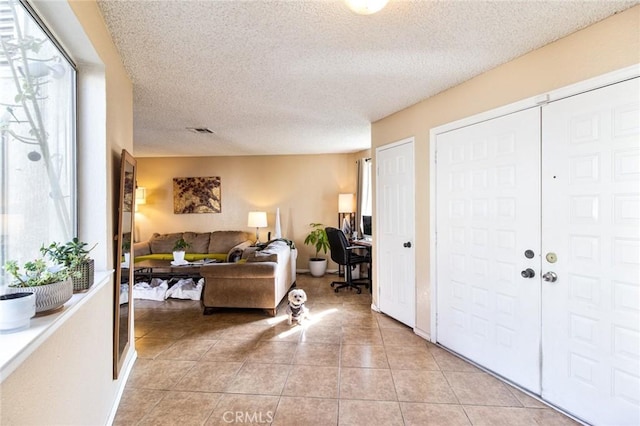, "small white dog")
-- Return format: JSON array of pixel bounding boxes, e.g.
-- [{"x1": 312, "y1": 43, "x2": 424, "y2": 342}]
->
[{"x1": 286, "y1": 288, "x2": 309, "y2": 325}]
